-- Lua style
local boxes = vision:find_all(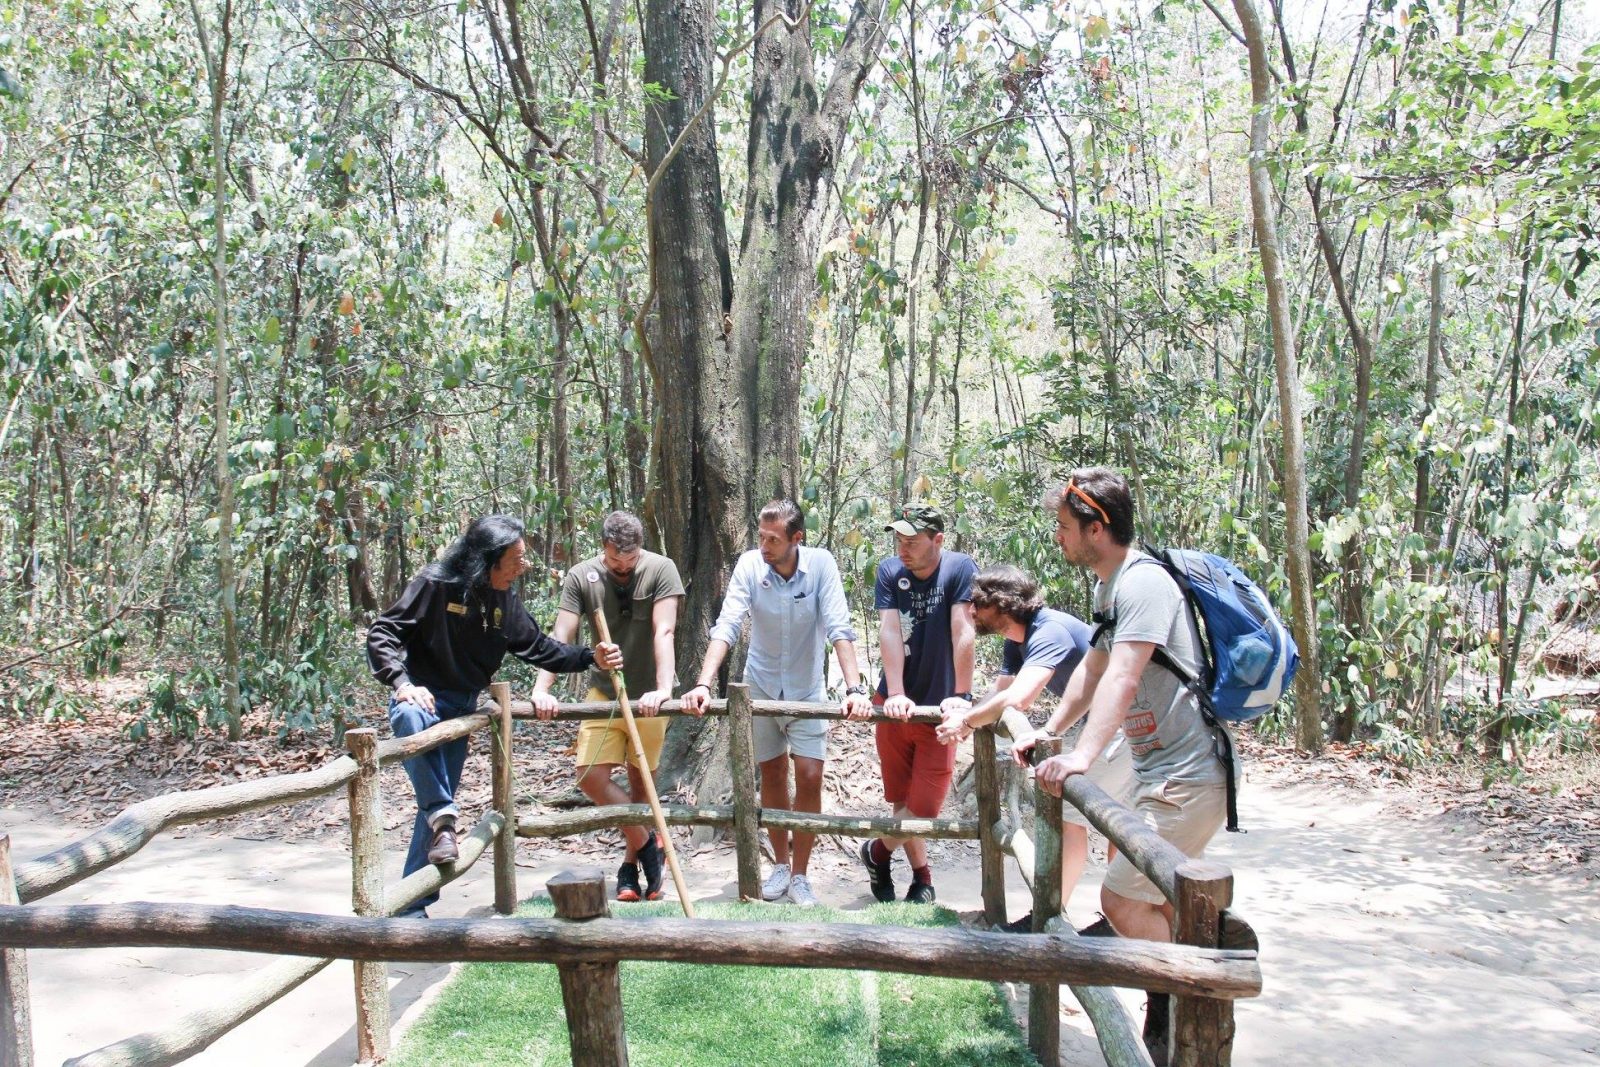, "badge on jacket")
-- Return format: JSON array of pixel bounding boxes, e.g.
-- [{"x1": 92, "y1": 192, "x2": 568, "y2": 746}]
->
[{"x1": 447, "y1": 602, "x2": 468, "y2": 615}]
